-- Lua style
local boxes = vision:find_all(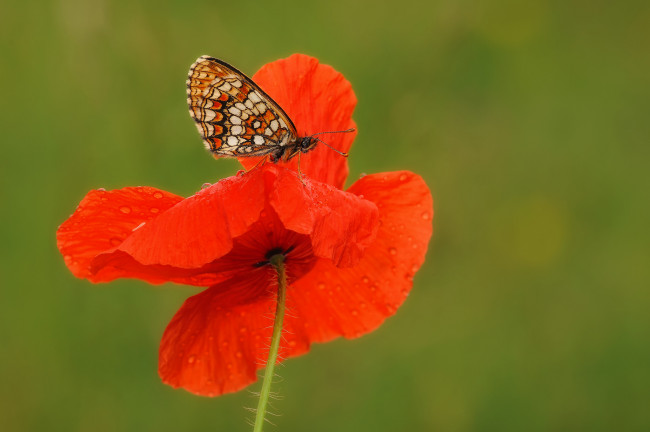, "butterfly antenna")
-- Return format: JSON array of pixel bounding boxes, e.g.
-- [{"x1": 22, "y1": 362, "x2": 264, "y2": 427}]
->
[
  {"x1": 312, "y1": 128, "x2": 354, "y2": 156},
  {"x1": 311, "y1": 128, "x2": 356, "y2": 137},
  {"x1": 313, "y1": 138, "x2": 349, "y2": 157}
]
